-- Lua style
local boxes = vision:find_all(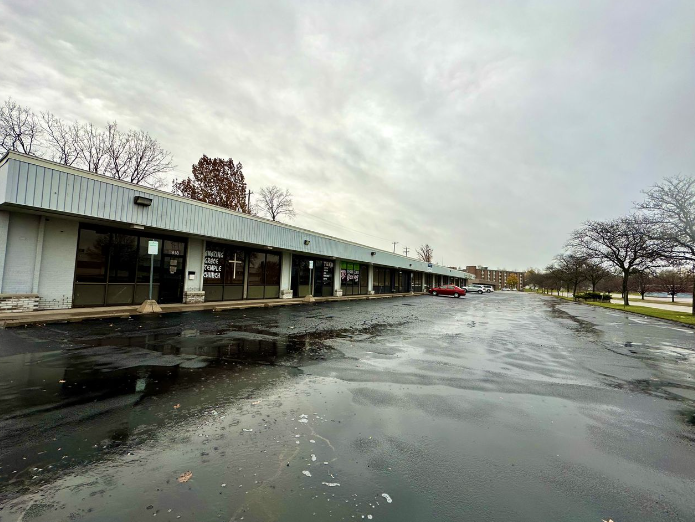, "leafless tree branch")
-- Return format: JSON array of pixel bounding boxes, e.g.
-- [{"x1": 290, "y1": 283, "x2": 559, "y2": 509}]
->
[
  {"x1": 0, "y1": 98, "x2": 42, "y2": 155},
  {"x1": 258, "y1": 185, "x2": 295, "y2": 221}
]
